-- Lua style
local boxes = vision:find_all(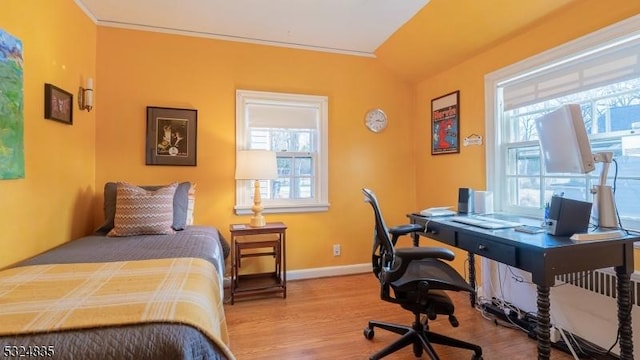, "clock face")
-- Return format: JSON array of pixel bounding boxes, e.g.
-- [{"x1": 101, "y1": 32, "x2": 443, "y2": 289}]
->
[{"x1": 365, "y1": 108, "x2": 387, "y2": 133}]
